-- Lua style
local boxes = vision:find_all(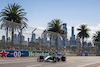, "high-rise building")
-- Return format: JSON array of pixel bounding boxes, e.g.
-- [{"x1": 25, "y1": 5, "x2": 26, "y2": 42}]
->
[
  {"x1": 50, "y1": 36, "x2": 56, "y2": 48},
  {"x1": 8, "y1": 37, "x2": 11, "y2": 42},
  {"x1": 31, "y1": 33, "x2": 36, "y2": 41},
  {"x1": 72, "y1": 27, "x2": 74, "y2": 37},
  {"x1": 2, "y1": 35, "x2": 5, "y2": 42},
  {"x1": 37, "y1": 37, "x2": 41, "y2": 44},
  {"x1": 14, "y1": 34, "x2": 18, "y2": 45},
  {"x1": 17, "y1": 32, "x2": 21, "y2": 44},
  {"x1": 28, "y1": 38, "x2": 29, "y2": 43},
  {"x1": 42, "y1": 30, "x2": 47, "y2": 45},
  {"x1": 22, "y1": 35, "x2": 25, "y2": 41},
  {"x1": 63, "y1": 23, "x2": 67, "y2": 35},
  {"x1": 58, "y1": 36, "x2": 63, "y2": 48},
  {"x1": 76, "y1": 36, "x2": 81, "y2": 47}
]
